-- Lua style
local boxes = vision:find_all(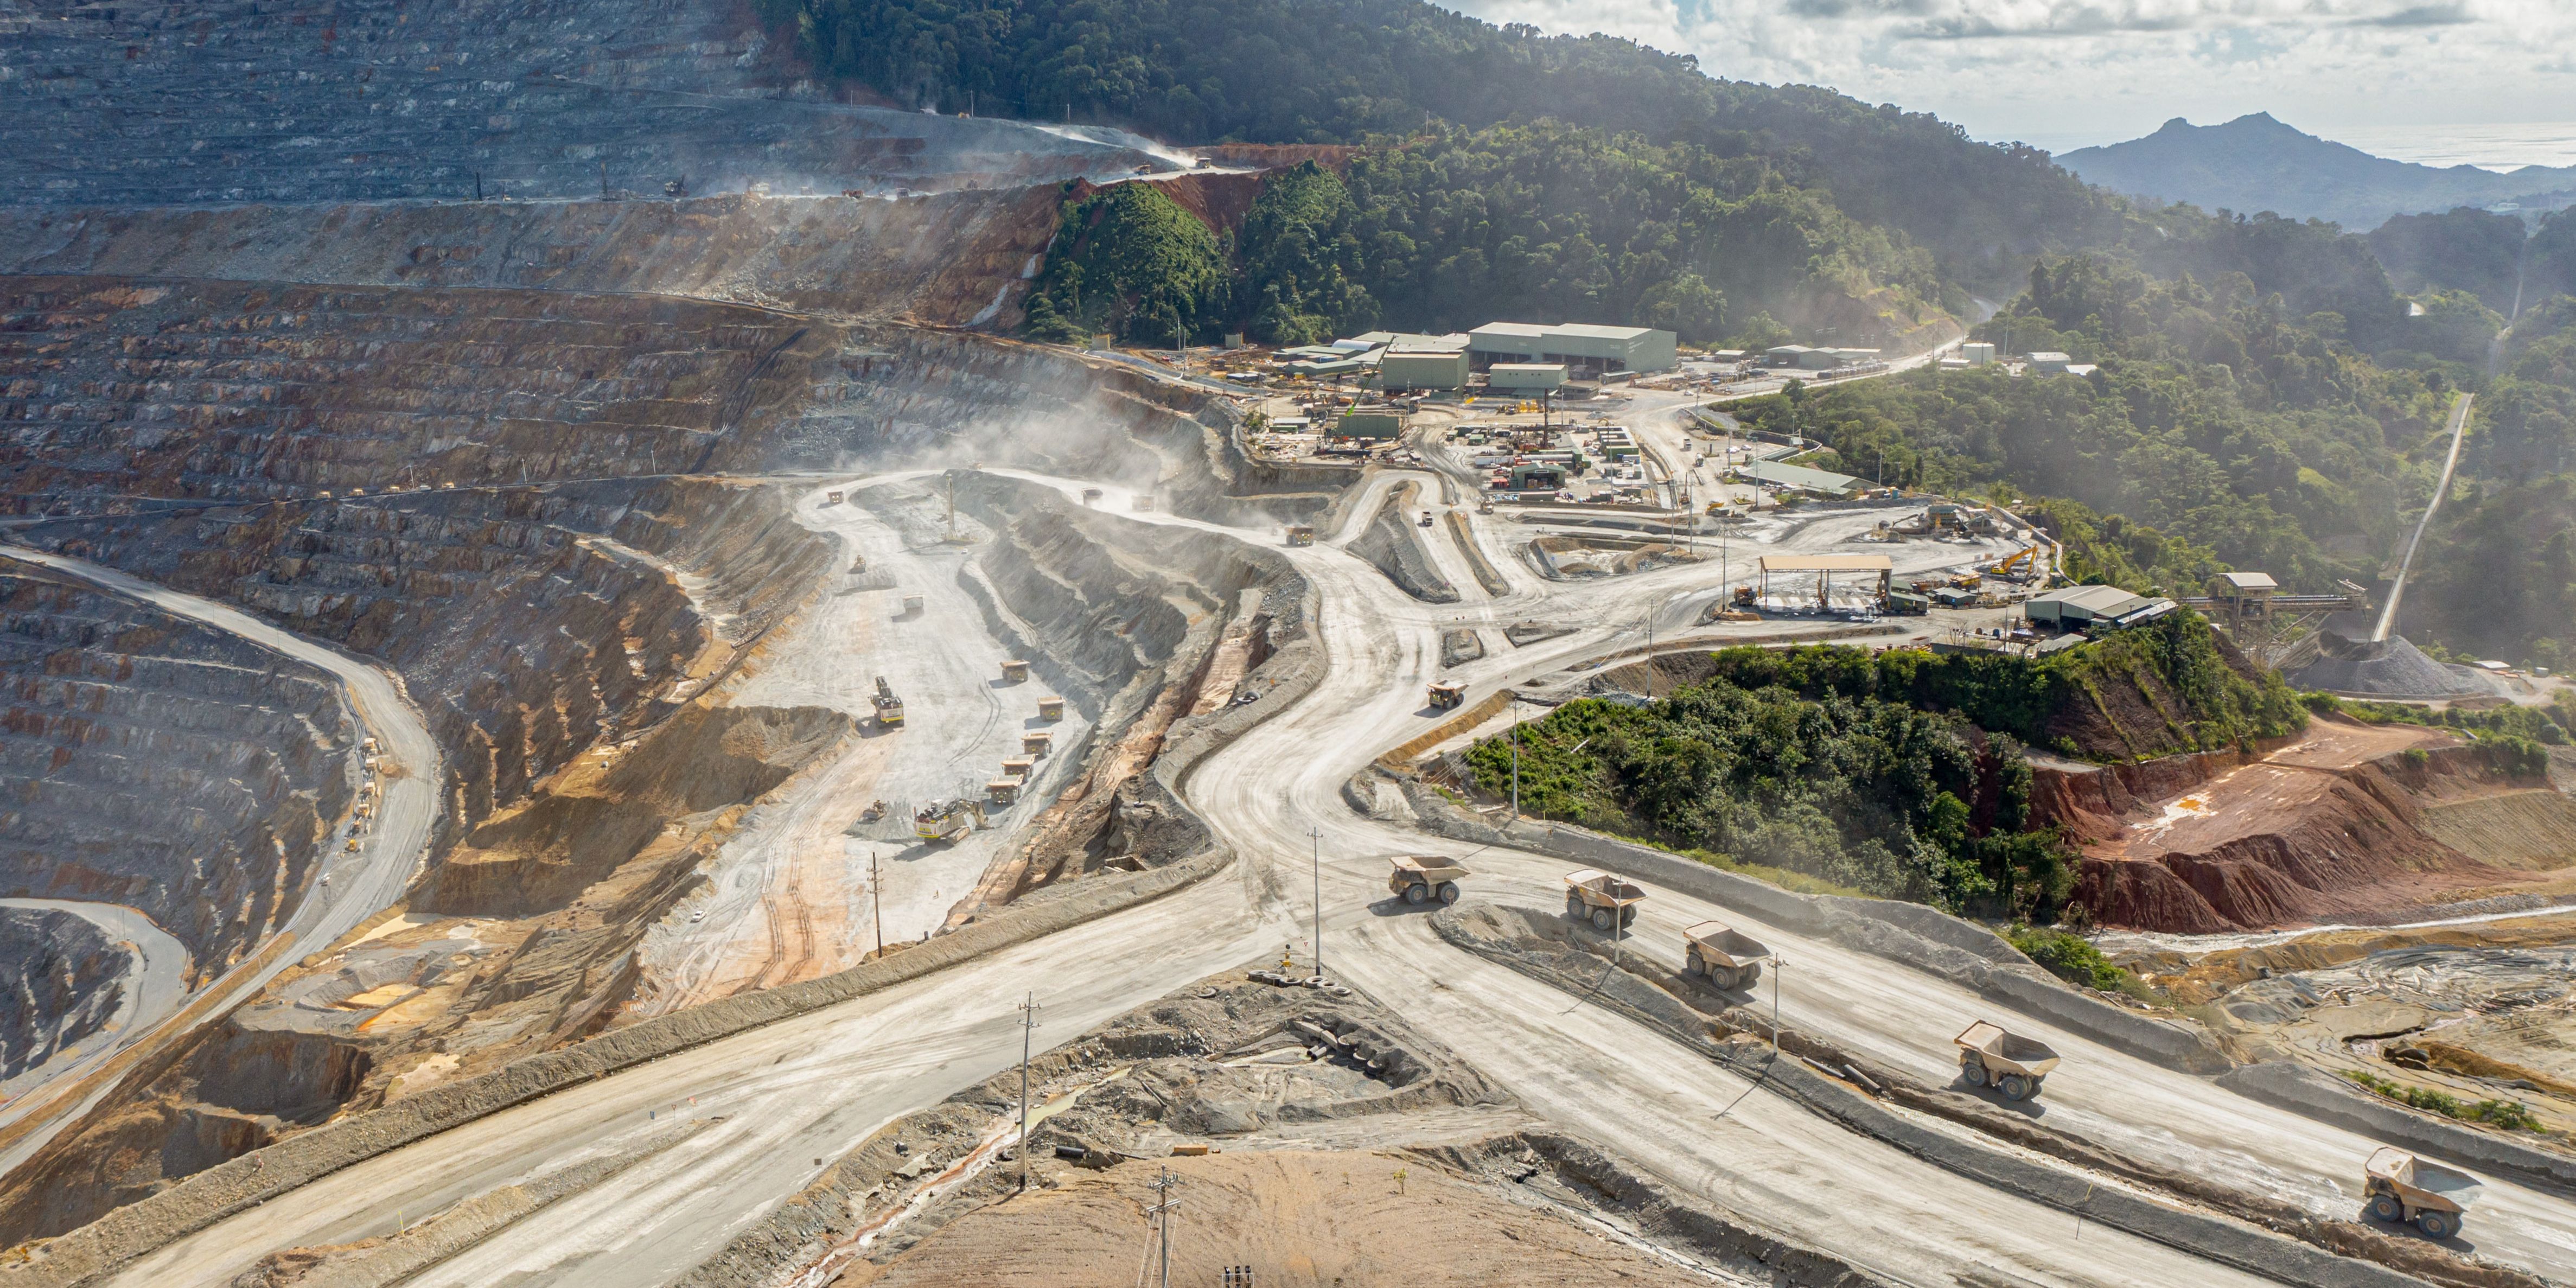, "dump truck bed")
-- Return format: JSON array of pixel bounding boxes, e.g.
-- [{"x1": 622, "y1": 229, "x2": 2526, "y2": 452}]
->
[
  {"x1": 1564, "y1": 869, "x2": 1646, "y2": 904},
  {"x1": 1954, "y1": 1021, "x2": 2062, "y2": 1076},
  {"x1": 1682, "y1": 921, "x2": 1770, "y2": 967},
  {"x1": 2367, "y1": 1147, "x2": 2483, "y2": 1212},
  {"x1": 1392, "y1": 855, "x2": 1469, "y2": 883}
]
